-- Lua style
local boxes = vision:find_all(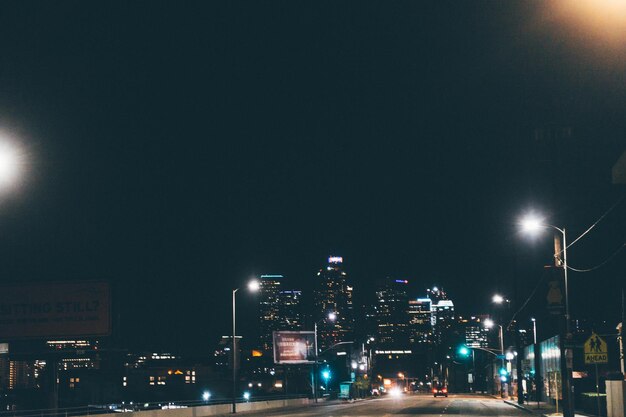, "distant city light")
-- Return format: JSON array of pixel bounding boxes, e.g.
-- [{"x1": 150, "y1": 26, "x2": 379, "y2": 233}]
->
[
  {"x1": 432, "y1": 286, "x2": 439, "y2": 292},
  {"x1": 484, "y1": 318, "x2": 495, "y2": 329},
  {"x1": 395, "y1": 279, "x2": 409, "y2": 284},
  {"x1": 243, "y1": 391, "x2": 251, "y2": 401},
  {"x1": 202, "y1": 391, "x2": 211, "y2": 401},
  {"x1": 328, "y1": 256, "x2": 343, "y2": 264},
  {"x1": 328, "y1": 312, "x2": 337, "y2": 321}
]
